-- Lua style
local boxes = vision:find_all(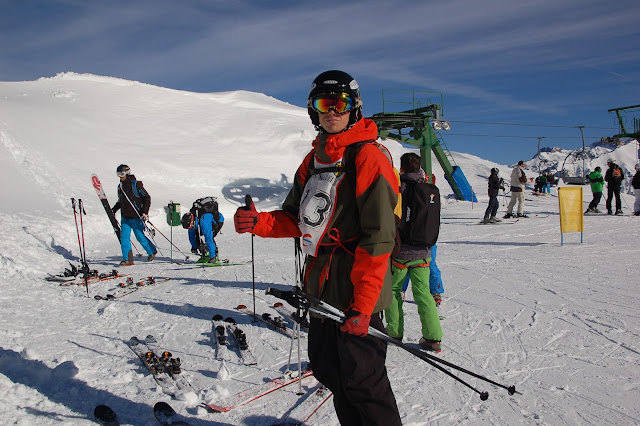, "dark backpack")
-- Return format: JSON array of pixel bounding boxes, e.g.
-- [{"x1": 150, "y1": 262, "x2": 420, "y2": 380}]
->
[
  {"x1": 398, "y1": 178, "x2": 440, "y2": 248},
  {"x1": 191, "y1": 197, "x2": 220, "y2": 222}
]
